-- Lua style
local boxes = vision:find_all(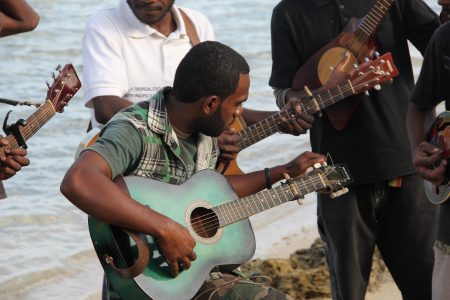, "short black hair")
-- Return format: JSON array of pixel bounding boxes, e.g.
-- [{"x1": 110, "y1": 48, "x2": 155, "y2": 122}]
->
[{"x1": 172, "y1": 41, "x2": 250, "y2": 103}]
